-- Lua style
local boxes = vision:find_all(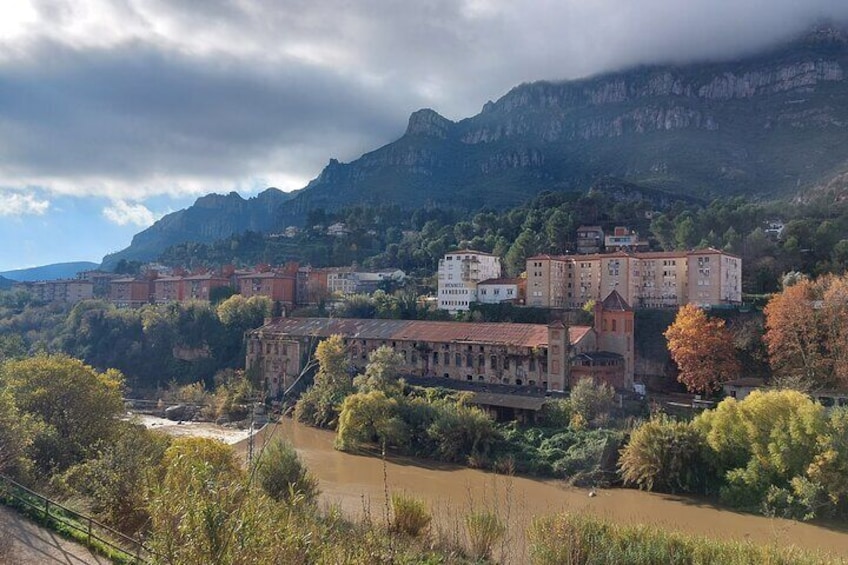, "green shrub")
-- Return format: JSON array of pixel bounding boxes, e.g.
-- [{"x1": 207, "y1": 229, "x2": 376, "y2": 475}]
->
[
  {"x1": 390, "y1": 492, "x2": 431, "y2": 537},
  {"x1": 255, "y1": 437, "x2": 319, "y2": 505},
  {"x1": 619, "y1": 414, "x2": 710, "y2": 494}
]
